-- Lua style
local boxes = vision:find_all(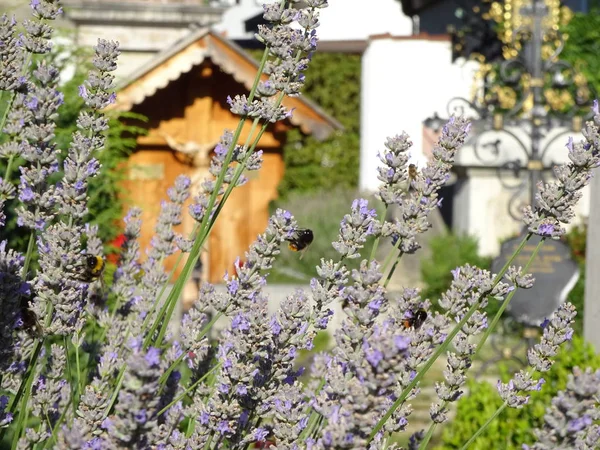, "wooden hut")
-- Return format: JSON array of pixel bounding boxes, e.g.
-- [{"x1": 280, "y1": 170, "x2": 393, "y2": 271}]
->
[{"x1": 110, "y1": 29, "x2": 342, "y2": 293}]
